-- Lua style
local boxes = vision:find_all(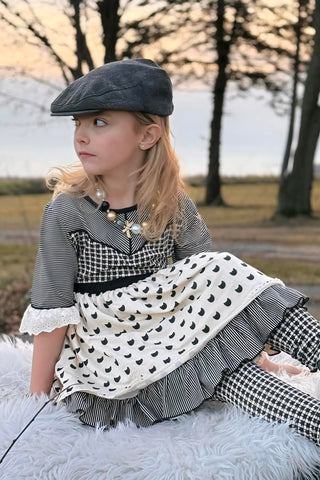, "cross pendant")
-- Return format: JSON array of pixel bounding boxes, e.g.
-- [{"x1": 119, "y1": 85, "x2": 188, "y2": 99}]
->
[{"x1": 122, "y1": 220, "x2": 134, "y2": 238}]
